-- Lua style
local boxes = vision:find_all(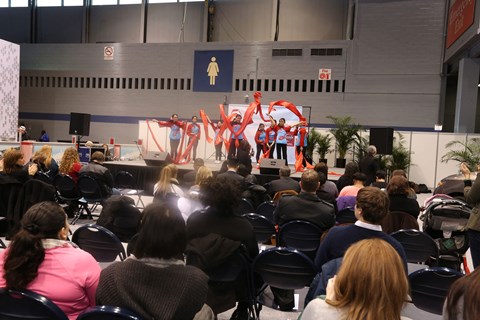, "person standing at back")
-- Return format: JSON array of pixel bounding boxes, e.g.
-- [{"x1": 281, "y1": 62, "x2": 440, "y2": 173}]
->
[{"x1": 359, "y1": 145, "x2": 380, "y2": 186}]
